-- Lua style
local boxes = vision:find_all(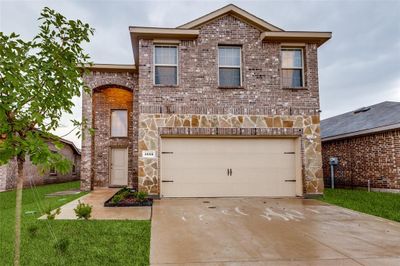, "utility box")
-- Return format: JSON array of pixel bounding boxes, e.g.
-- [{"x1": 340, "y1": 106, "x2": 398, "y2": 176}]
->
[
  {"x1": 329, "y1": 157, "x2": 338, "y2": 189},
  {"x1": 329, "y1": 157, "x2": 338, "y2": 166}
]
